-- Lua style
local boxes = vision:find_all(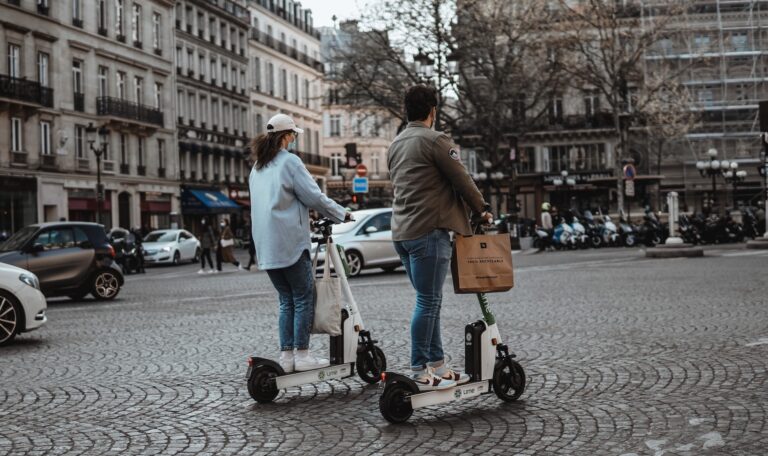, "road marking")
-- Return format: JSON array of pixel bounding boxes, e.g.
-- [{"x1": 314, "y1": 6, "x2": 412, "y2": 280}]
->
[
  {"x1": 745, "y1": 337, "x2": 768, "y2": 347},
  {"x1": 718, "y1": 250, "x2": 768, "y2": 257}
]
